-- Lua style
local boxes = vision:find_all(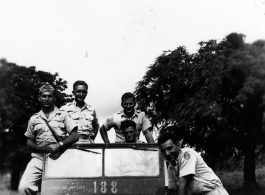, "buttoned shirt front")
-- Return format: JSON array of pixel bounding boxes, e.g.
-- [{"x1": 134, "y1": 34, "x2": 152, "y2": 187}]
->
[
  {"x1": 60, "y1": 101, "x2": 99, "y2": 137},
  {"x1": 167, "y1": 148, "x2": 222, "y2": 194},
  {"x1": 25, "y1": 106, "x2": 77, "y2": 159},
  {"x1": 103, "y1": 109, "x2": 151, "y2": 143}
]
